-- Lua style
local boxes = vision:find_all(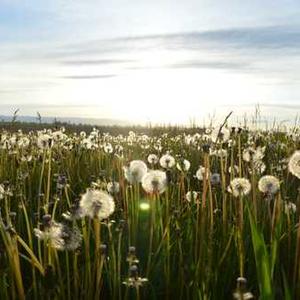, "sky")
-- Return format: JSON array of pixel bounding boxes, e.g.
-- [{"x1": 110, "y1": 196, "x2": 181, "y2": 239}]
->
[{"x1": 1, "y1": 0, "x2": 300, "y2": 125}]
